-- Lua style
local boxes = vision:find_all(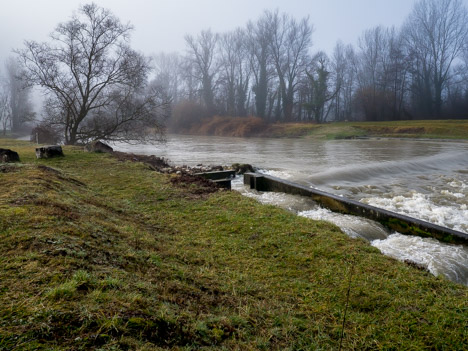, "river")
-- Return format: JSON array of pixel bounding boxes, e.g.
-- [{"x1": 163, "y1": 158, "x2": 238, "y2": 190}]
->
[{"x1": 114, "y1": 135, "x2": 468, "y2": 286}]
